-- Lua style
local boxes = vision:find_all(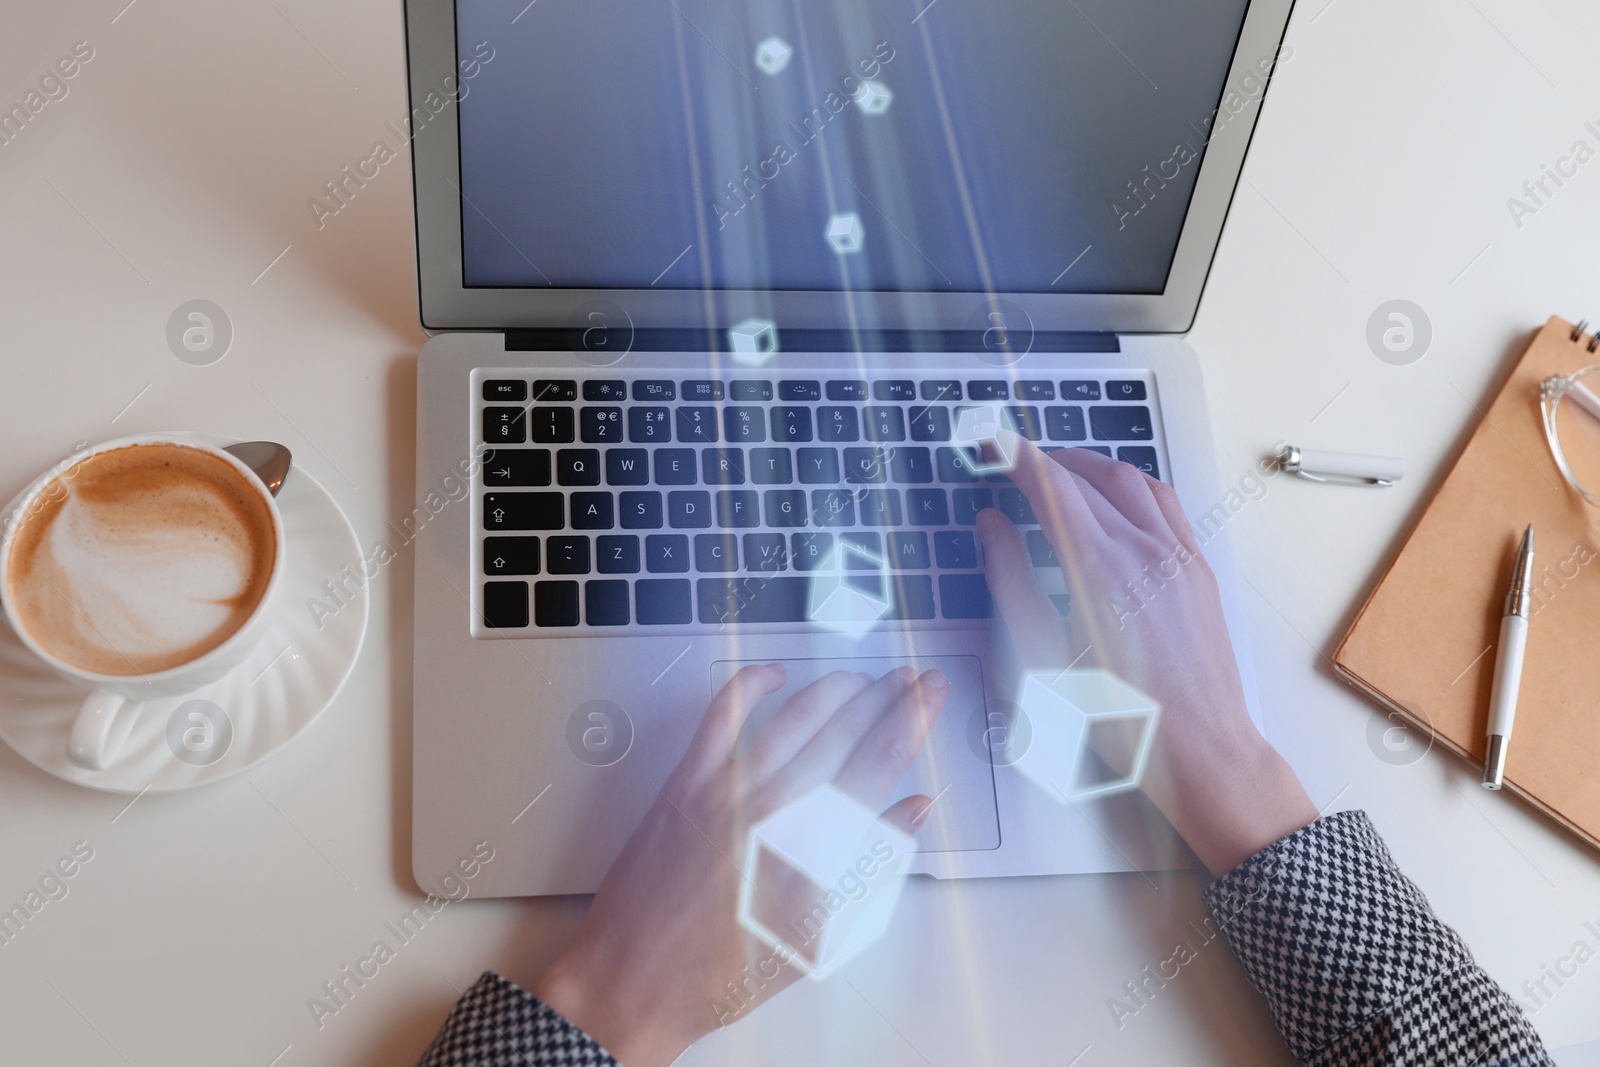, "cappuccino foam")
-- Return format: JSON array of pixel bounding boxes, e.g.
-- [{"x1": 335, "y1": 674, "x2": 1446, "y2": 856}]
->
[{"x1": 4, "y1": 443, "x2": 277, "y2": 676}]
